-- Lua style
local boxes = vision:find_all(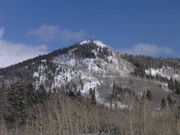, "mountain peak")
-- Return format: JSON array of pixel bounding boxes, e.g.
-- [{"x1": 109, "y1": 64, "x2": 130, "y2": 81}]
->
[{"x1": 79, "y1": 39, "x2": 107, "y2": 48}]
